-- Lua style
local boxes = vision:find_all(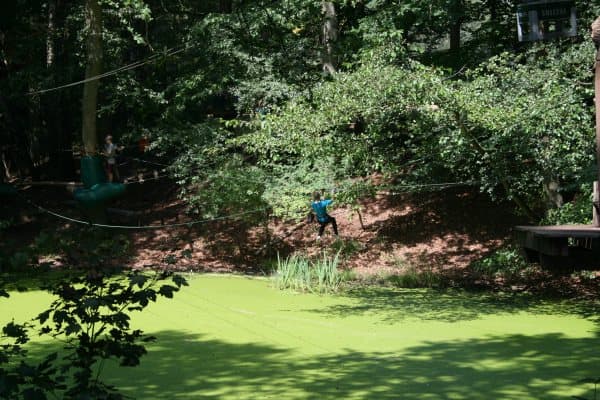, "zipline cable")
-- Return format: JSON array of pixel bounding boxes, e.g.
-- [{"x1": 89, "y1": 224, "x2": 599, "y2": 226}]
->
[
  {"x1": 379, "y1": 181, "x2": 480, "y2": 196},
  {"x1": 26, "y1": 41, "x2": 193, "y2": 96}
]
